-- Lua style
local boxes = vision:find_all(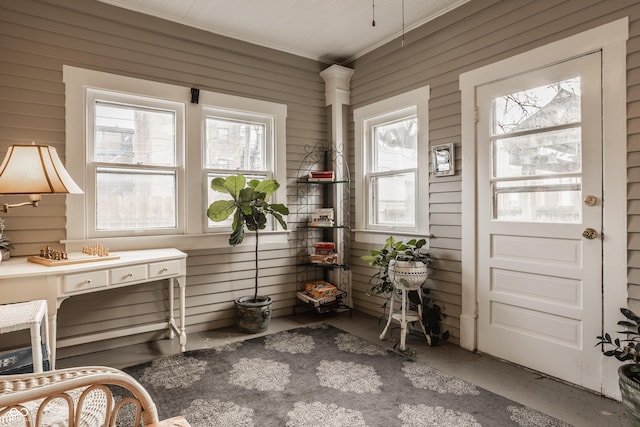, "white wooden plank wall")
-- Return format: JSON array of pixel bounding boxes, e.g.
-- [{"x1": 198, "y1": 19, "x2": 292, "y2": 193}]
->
[
  {"x1": 2, "y1": 0, "x2": 640, "y2": 354},
  {"x1": 0, "y1": 0, "x2": 326, "y2": 355},
  {"x1": 347, "y1": 0, "x2": 640, "y2": 344}
]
